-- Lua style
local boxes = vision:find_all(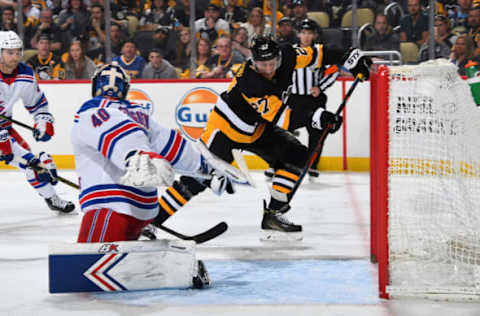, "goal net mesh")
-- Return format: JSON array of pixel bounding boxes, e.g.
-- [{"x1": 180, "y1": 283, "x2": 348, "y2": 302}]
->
[{"x1": 386, "y1": 59, "x2": 480, "y2": 298}]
